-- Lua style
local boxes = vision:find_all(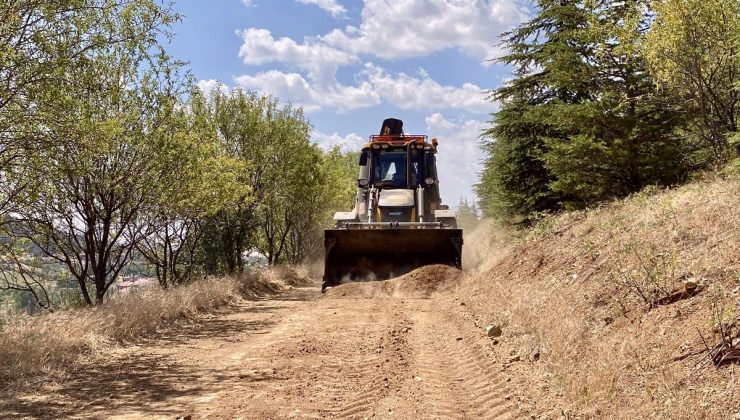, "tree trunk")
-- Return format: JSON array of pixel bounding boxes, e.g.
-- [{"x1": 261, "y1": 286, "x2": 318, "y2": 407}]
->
[{"x1": 77, "y1": 278, "x2": 93, "y2": 306}]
